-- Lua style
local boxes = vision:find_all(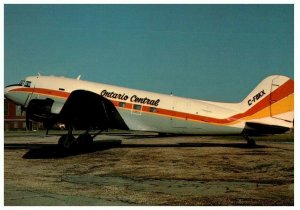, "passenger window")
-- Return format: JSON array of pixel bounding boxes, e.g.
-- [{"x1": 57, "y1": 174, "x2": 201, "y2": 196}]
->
[
  {"x1": 133, "y1": 104, "x2": 141, "y2": 110},
  {"x1": 150, "y1": 107, "x2": 157, "y2": 113},
  {"x1": 119, "y1": 102, "x2": 126, "y2": 107}
]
